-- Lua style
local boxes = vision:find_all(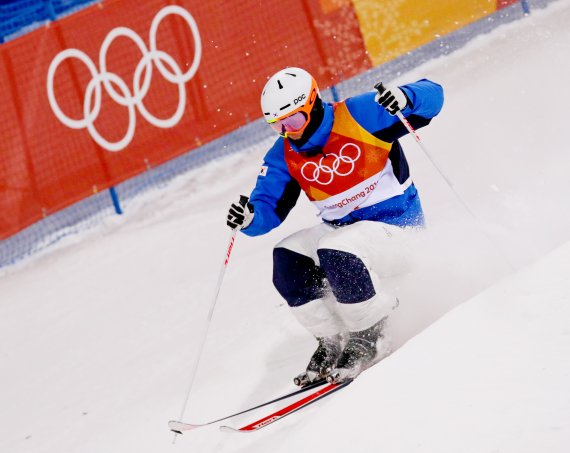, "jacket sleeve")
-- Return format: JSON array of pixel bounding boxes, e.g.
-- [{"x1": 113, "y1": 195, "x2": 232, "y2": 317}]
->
[
  {"x1": 241, "y1": 139, "x2": 301, "y2": 237},
  {"x1": 345, "y1": 79, "x2": 444, "y2": 141}
]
